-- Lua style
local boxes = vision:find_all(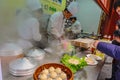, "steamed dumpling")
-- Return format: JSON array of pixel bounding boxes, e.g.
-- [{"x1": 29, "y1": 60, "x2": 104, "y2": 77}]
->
[
  {"x1": 60, "y1": 72, "x2": 67, "y2": 79},
  {"x1": 49, "y1": 67, "x2": 55, "y2": 72},
  {"x1": 47, "y1": 78, "x2": 53, "y2": 80},
  {"x1": 55, "y1": 68, "x2": 62, "y2": 74},
  {"x1": 56, "y1": 77, "x2": 62, "y2": 80},
  {"x1": 39, "y1": 74, "x2": 47, "y2": 80},
  {"x1": 50, "y1": 72, "x2": 57, "y2": 78},
  {"x1": 42, "y1": 69, "x2": 49, "y2": 75}
]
